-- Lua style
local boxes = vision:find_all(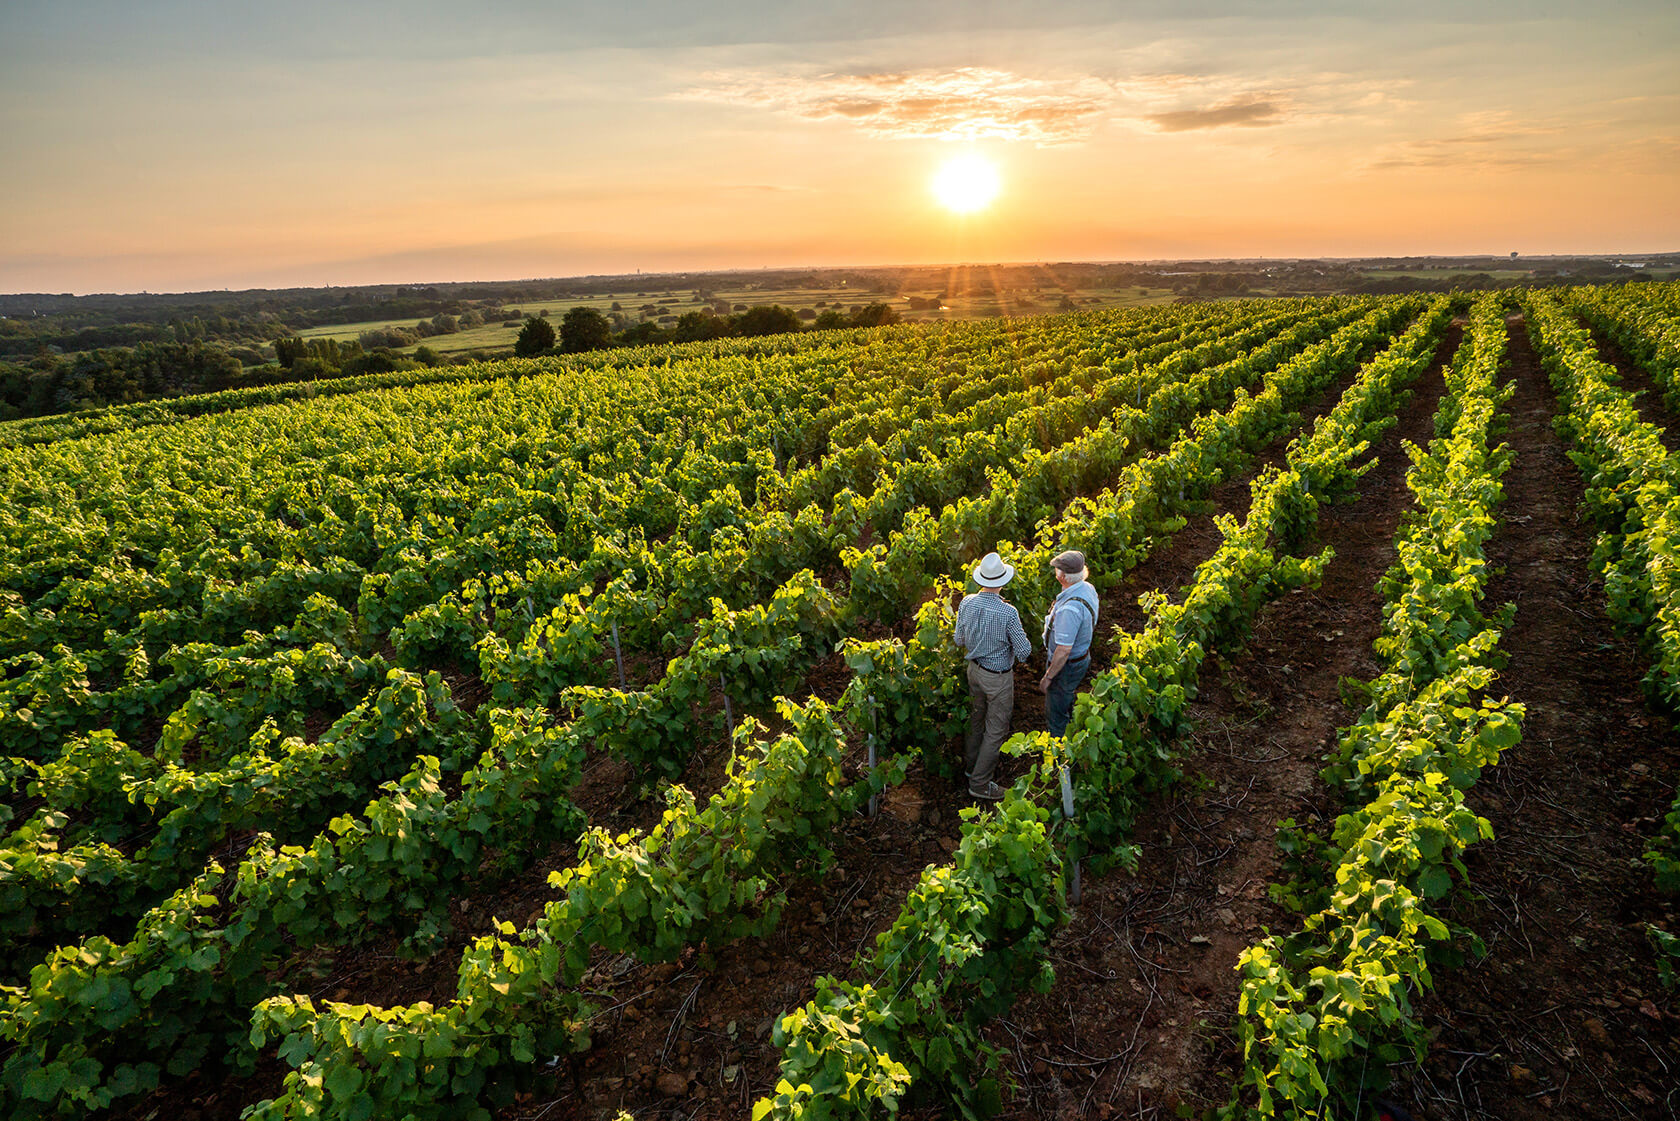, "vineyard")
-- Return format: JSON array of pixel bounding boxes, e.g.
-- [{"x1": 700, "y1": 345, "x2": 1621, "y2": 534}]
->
[{"x1": 1, "y1": 285, "x2": 1677, "y2": 1120}]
